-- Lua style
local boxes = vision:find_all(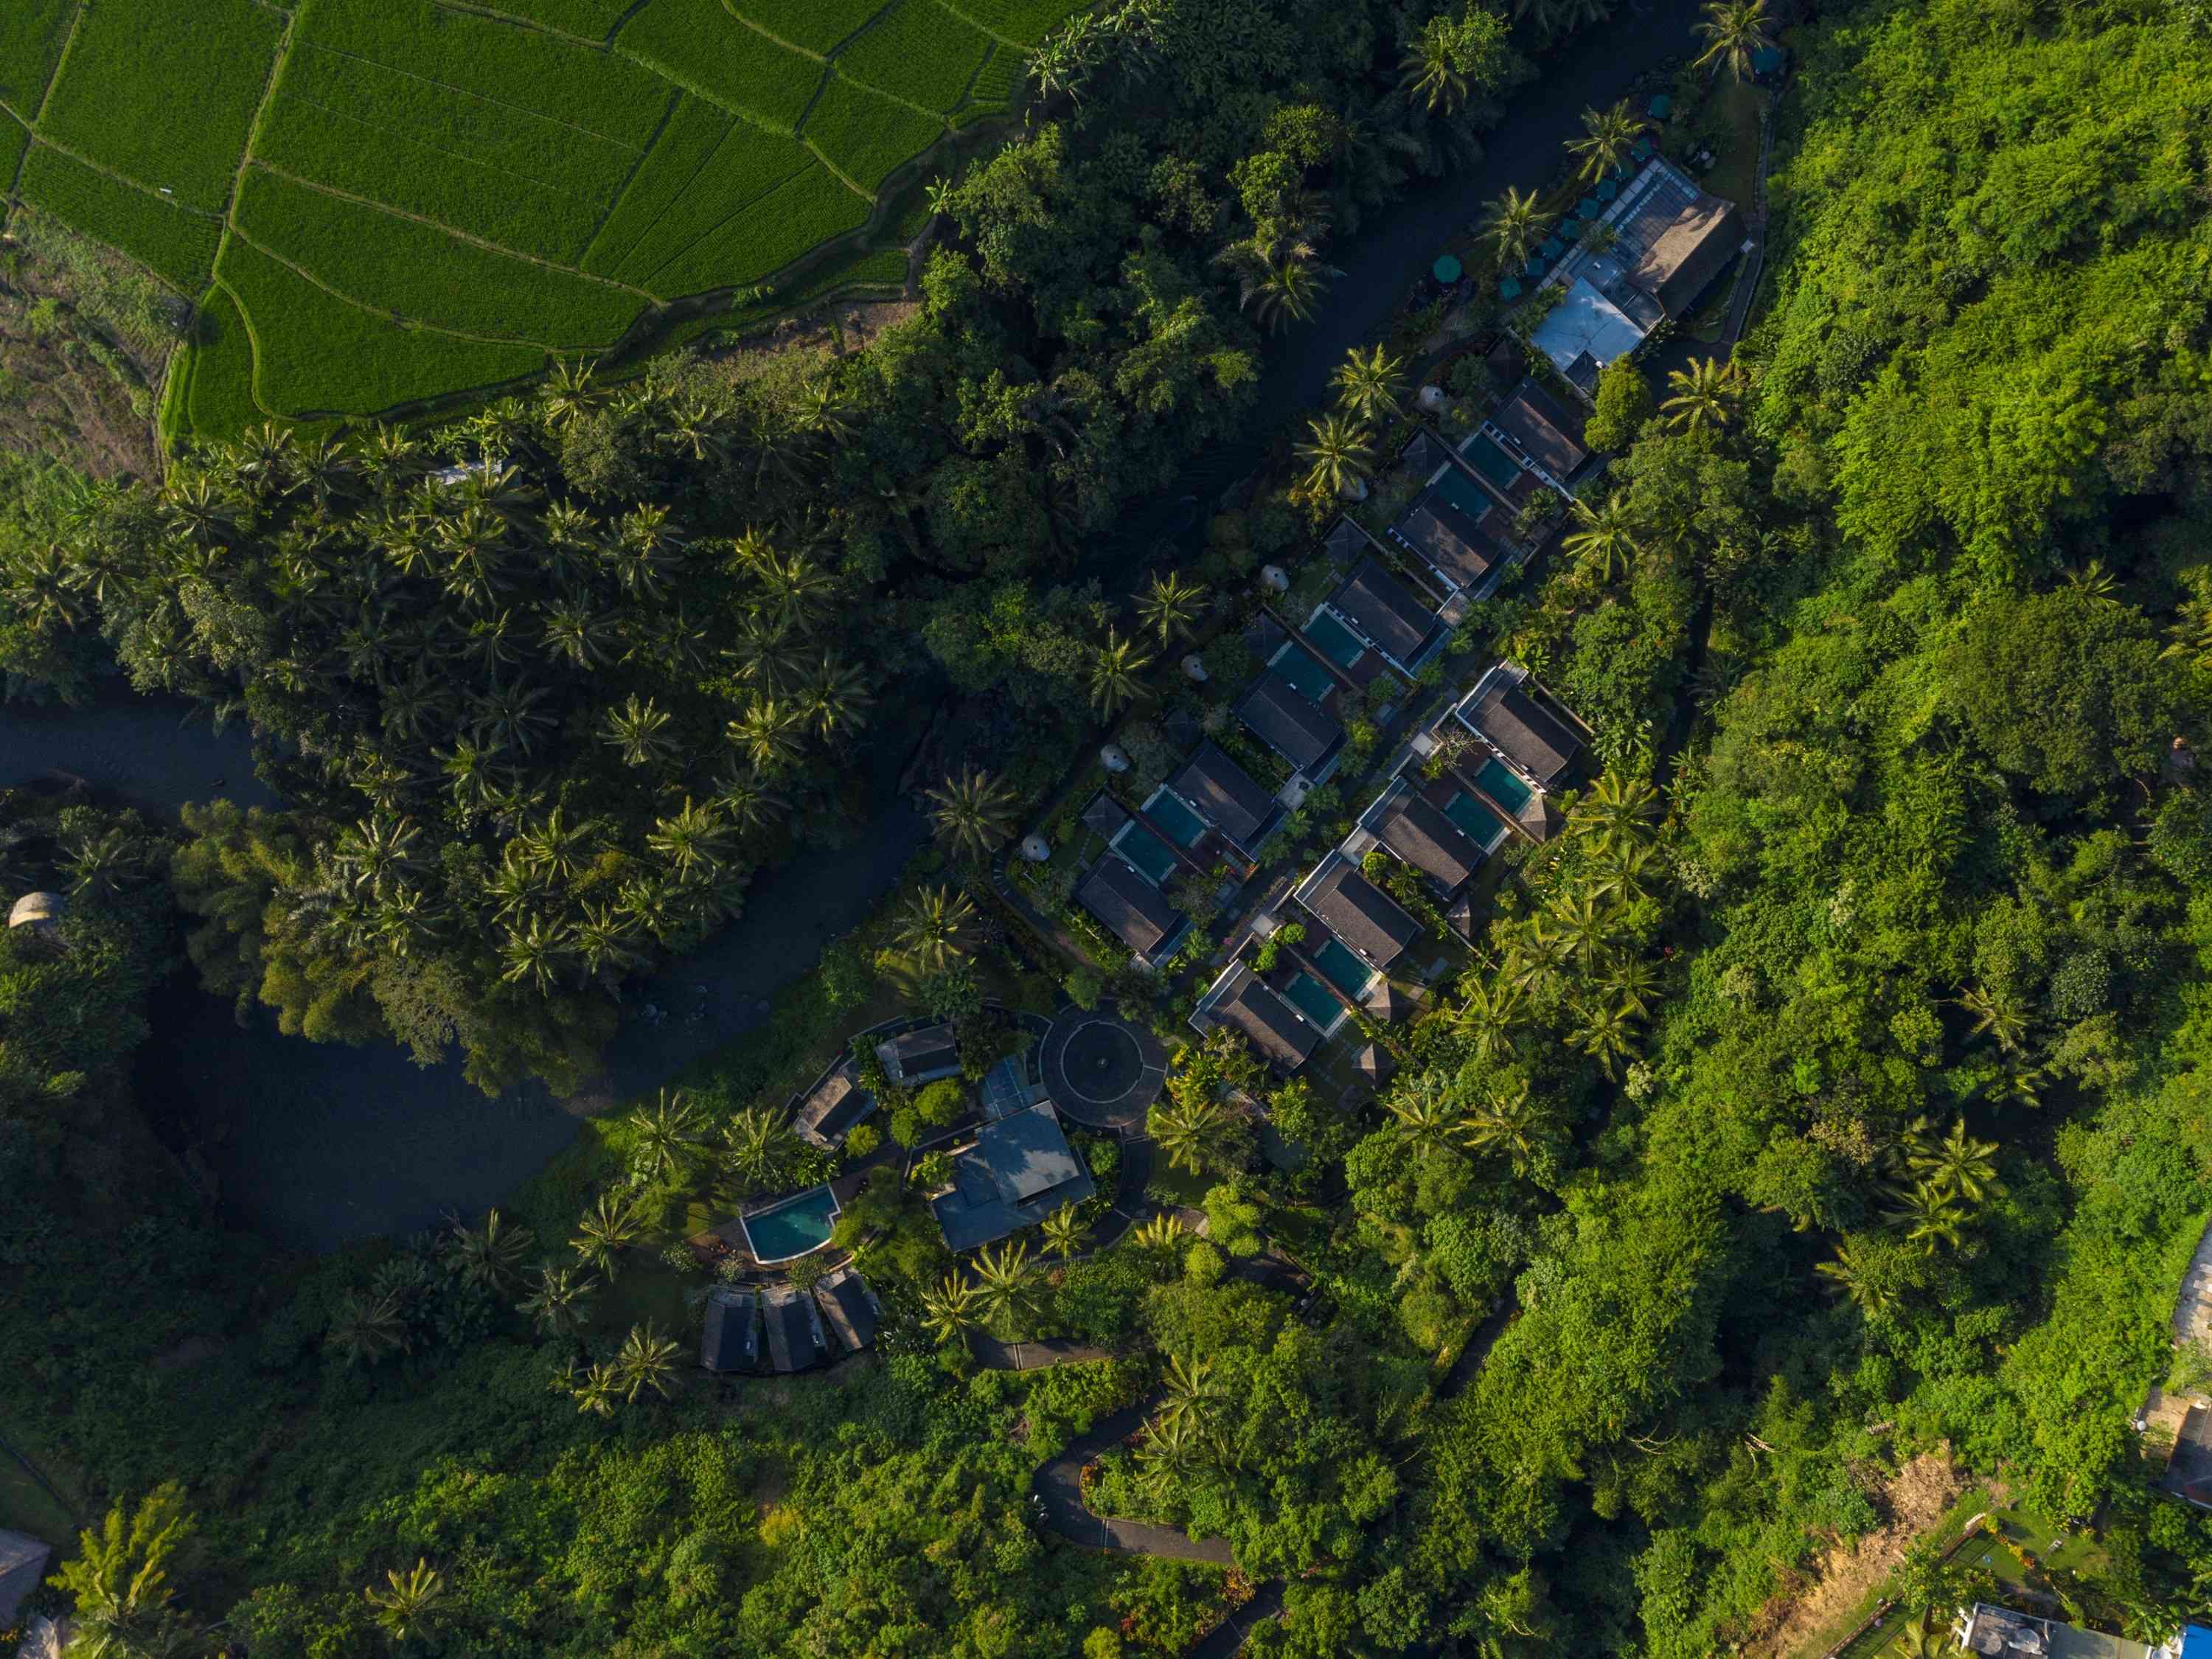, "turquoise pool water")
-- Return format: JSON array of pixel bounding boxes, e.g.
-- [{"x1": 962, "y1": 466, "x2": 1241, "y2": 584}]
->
[
  {"x1": 1144, "y1": 789, "x2": 1208, "y2": 848},
  {"x1": 1282, "y1": 973, "x2": 1344, "y2": 1032},
  {"x1": 1433, "y1": 463, "x2": 1494, "y2": 524},
  {"x1": 1305, "y1": 609, "x2": 1366, "y2": 669},
  {"x1": 1444, "y1": 790, "x2": 1509, "y2": 848},
  {"x1": 1459, "y1": 431, "x2": 1523, "y2": 490},
  {"x1": 1272, "y1": 643, "x2": 1338, "y2": 704},
  {"x1": 1312, "y1": 935, "x2": 1375, "y2": 998},
  {"x1": 1113, "y1": 824, "x2": 1180, "y2": 886},
  {"x1": 742, "y1": 1186, "x2": 839, "y2": 1263},
  {"x1": 1477, "y1": 757, "x2": 1535, "y2": 812}
]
